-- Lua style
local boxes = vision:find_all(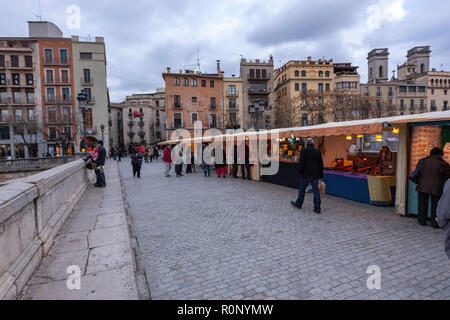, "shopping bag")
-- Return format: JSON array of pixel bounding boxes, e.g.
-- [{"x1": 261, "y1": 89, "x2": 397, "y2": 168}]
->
[{"x1": 319, "y1": 181, "x2": 326, "y2": 196}]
